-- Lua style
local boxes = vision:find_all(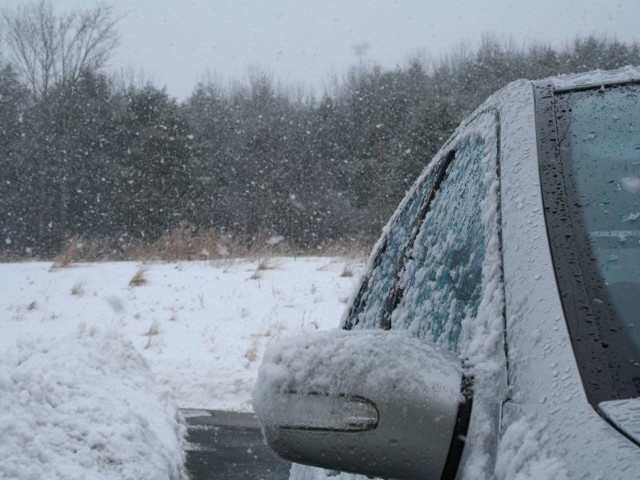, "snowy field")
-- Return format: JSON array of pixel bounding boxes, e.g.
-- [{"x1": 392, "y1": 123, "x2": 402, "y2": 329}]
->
[{"x1": 0, "y1": 257, "x2": 362, "y2": 479}]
